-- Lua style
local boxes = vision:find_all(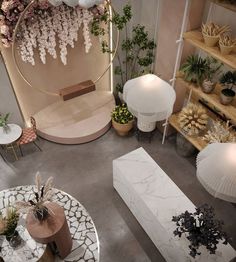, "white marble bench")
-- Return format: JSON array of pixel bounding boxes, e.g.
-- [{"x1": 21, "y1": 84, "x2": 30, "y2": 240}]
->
[{"x1": 113, "y1": 147, "x2": 236, "y2": 262}]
